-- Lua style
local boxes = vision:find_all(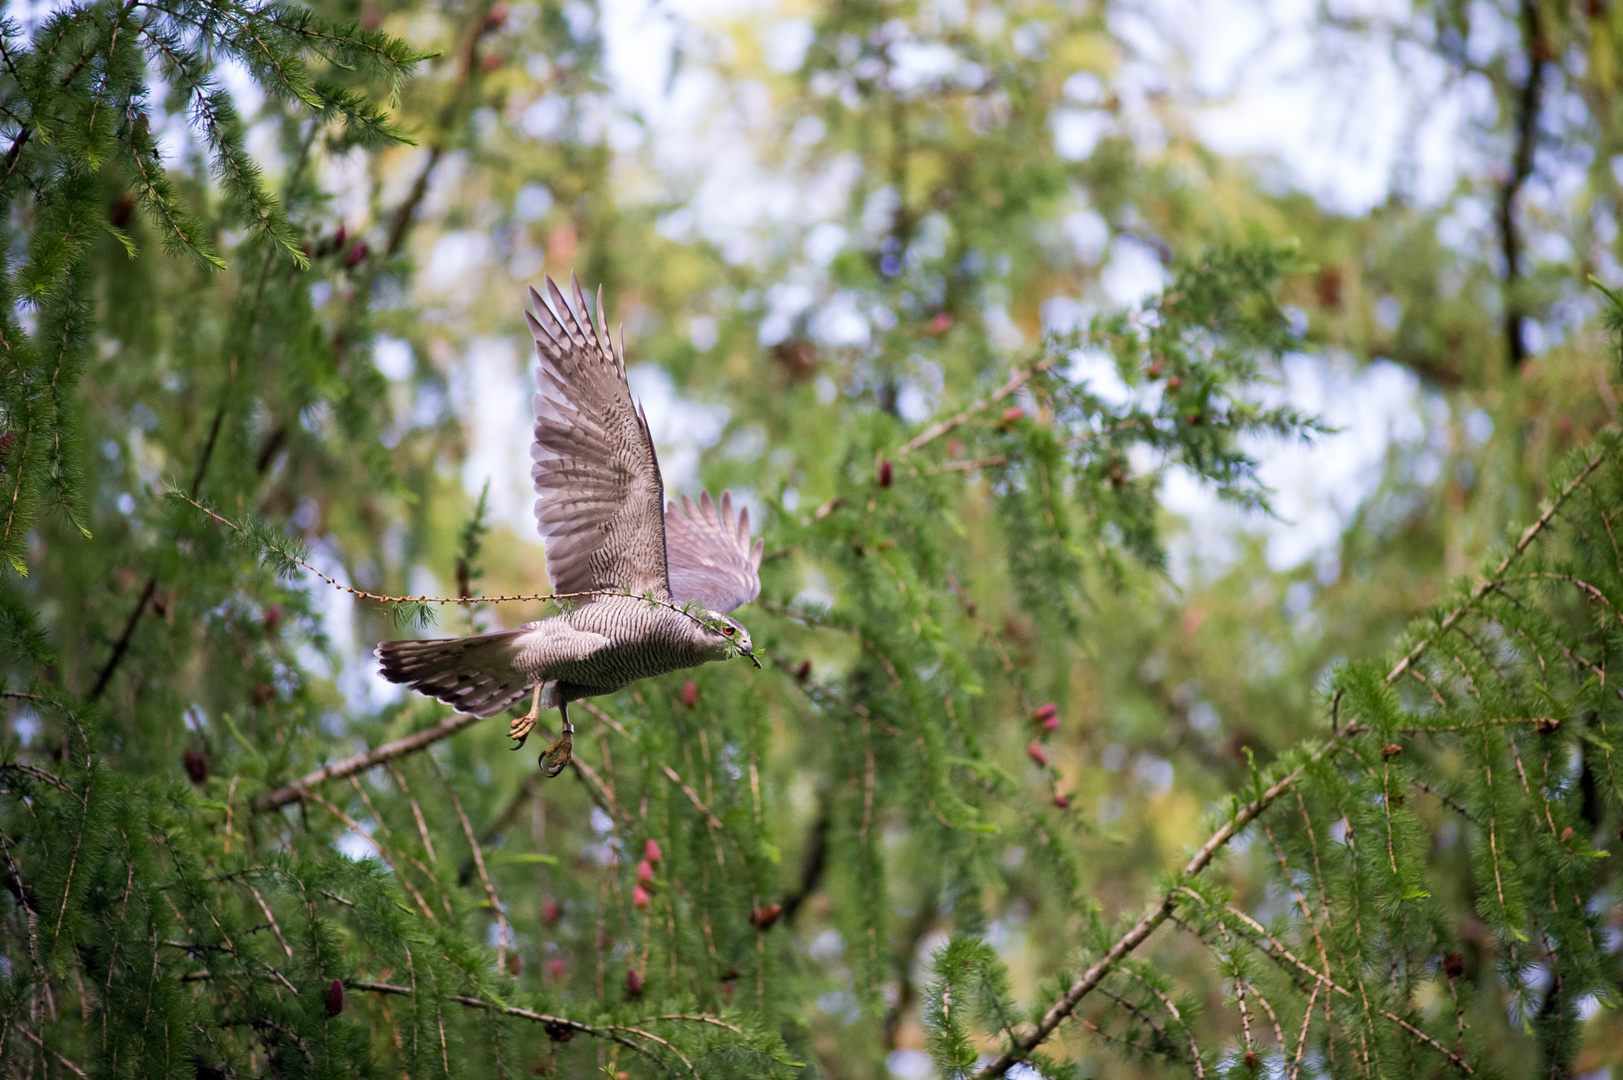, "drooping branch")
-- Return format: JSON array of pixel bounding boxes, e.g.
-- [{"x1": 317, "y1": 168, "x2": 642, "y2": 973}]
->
[
  {"x1": 976, "y1": 440, "x2": 1611, "y2": 1076},
  {"x1": 343, "y1": 980, "x2": 681, "y2": 1074},
  {"x1": 895, "y1": 354, "x2": 1059, "y2": 457},
  {"x1": 253, "y1": 710, "x2": 487, "y2": 812},
  {"x1": 971, "y1": 726, "x2": 1361, "y2": 1077}
]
